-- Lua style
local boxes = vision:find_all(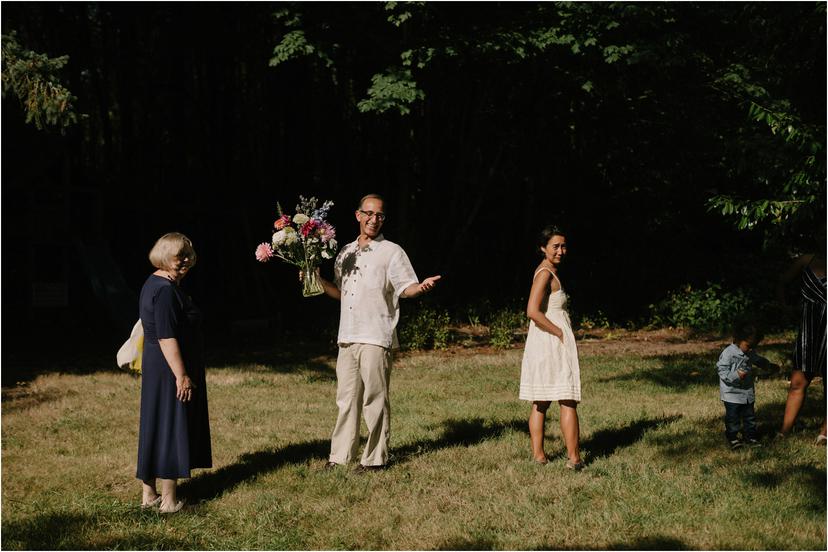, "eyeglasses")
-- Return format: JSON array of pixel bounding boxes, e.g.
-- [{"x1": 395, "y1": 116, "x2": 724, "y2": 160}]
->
[{"x1": 359, "y1": 210, "x2": 386, "y2": 222}]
